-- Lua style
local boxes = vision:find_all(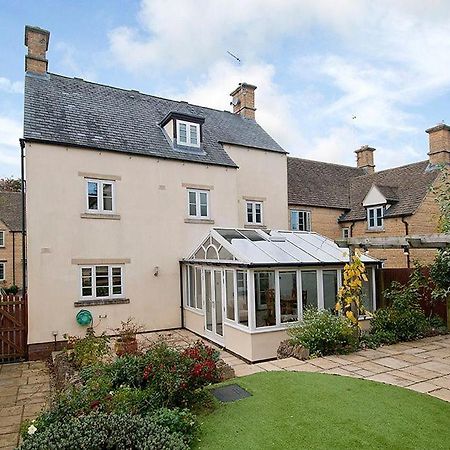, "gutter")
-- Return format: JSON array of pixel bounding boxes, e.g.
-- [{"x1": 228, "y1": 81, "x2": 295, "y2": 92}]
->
[{"x1": 19, "y1": 139, "x2": 26, "y2": 293}]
